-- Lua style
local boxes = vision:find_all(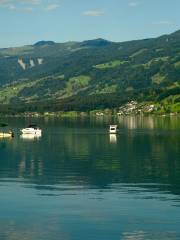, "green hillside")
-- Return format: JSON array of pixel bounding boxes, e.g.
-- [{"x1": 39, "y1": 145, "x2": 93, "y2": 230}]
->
[{"x1": 0, "y1": 30, "x2": 179, "y2": 113}]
